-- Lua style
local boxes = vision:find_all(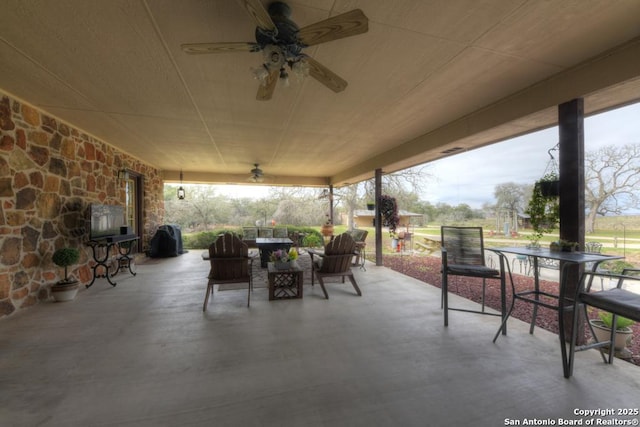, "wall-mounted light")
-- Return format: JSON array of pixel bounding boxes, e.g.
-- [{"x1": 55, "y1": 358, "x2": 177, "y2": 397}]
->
[
  {"x1": 177, "y1": 170, "x2": 186, "y2": 200},
  {"x1": 117, "y1": 169, "x2": 129, "y2": 182}
]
